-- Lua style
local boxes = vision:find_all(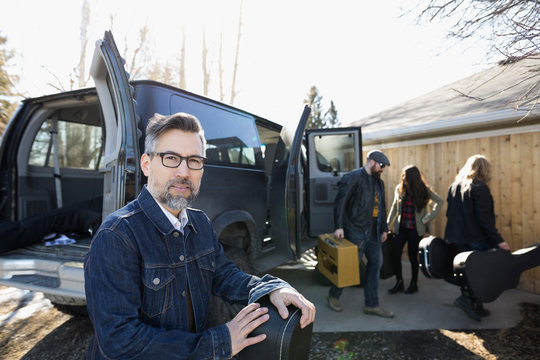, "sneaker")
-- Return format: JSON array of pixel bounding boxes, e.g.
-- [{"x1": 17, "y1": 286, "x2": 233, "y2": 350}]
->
[
  {"x1": 363, "y1": 306, "x2": 394, "y2": 318},
  {"x1": 327, "y1": 296, "x2": 342, "y2": 312},
  {"x1": 454, "y1": 296, "x2": 481, "y2": 322}
]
